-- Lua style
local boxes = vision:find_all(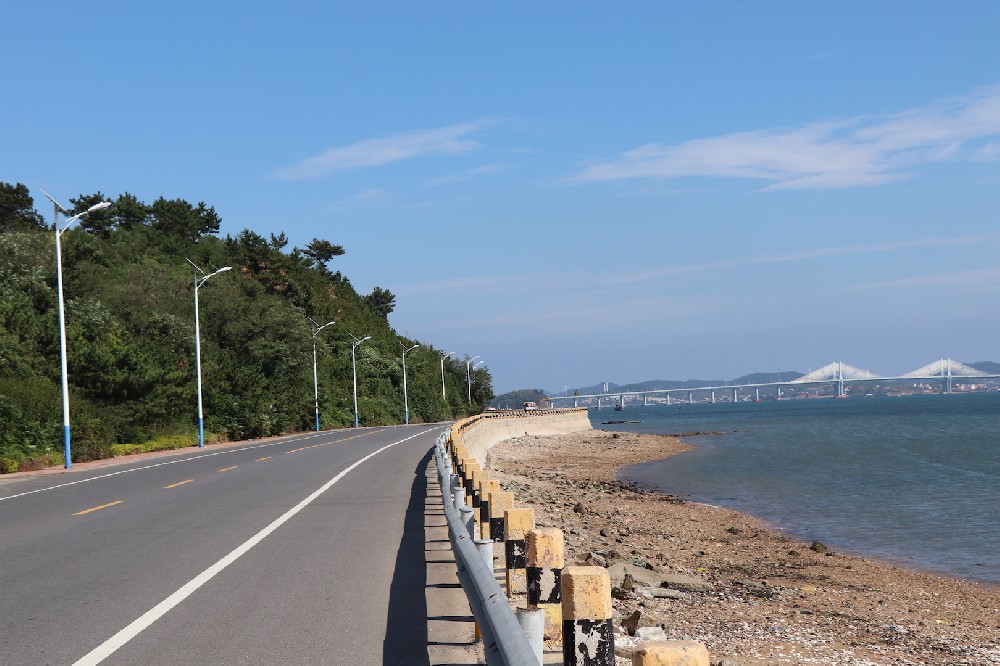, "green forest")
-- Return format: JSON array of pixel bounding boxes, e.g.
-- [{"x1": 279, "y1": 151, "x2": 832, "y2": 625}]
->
[{"x1": 0, "y1": 182, "x2": 492, "y2": 473}]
